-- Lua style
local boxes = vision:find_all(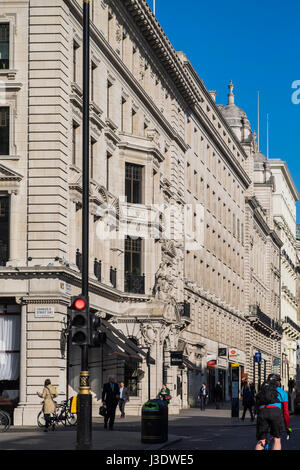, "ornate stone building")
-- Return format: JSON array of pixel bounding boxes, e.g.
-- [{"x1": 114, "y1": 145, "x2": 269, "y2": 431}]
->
[
  {"x1": 269, "y1": 160, "x2": 299, "y2": 390},
  {"x1": 0, "y1": 0, "x2": 298, "y2": 425}
]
